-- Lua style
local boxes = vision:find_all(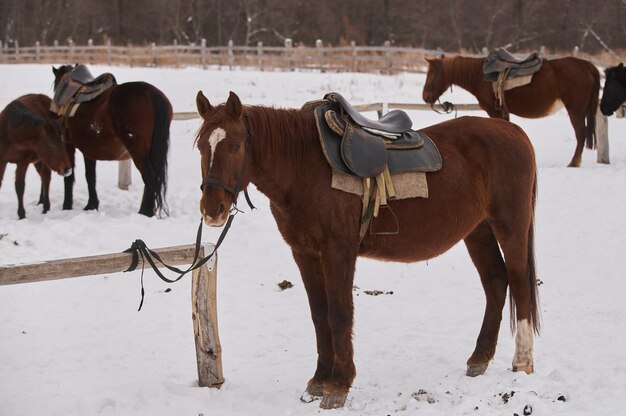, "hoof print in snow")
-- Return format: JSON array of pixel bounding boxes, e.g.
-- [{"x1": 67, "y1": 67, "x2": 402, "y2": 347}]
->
[
  {"x1": 364, "y1": 290, "x2": 393, "y2": 296},
  {"x1": 557, "y1": 395, "x2": 567, "y2": 402},
  {"x1": 501, "y1": 391, "x2": 515, "y2": 404},
  {"x1": 412, "y1": 389, "x2": 436, "y2": 404},
  {"x1": 523, "y1": 404, "x2": 533, "y2": 415}
]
